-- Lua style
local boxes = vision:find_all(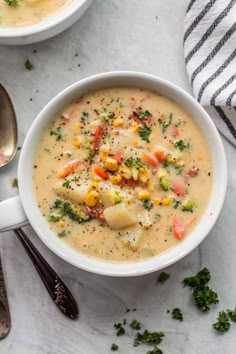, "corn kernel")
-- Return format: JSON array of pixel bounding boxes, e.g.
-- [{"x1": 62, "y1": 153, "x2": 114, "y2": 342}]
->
[
  {"x1": 119, "y1": 165, "x2": 132, "y2": 179},
  {"x1": 108, "y1": 191, "x2": 122, "y2": 205},
  {"x1": 58, "y1": 221, "x2": 65, "y2": 228},
  {"x1": 139, "y1": 168, "x2": 150, "y2": 183},
  {"x1": 175, "y1": 160, "x2": 185, "y2": 168},
  {"x1": 162, "y1": 196, "x2": 172, "y2": 206},
  {"x1": 84, "y1": 190, "x2": 99, "y2": 207},
  {"x1": 133, "y1": 138, "x2": 139, "y2": 146},
  {"x1": 74, "y1": 122, "x2": 80, "y2": 133},
  {"x1": 153, "y1": 197, "x2": 161, "y2": 205},
  {"x1": 113, "y1": 117, "x2": 123, "y2": 127},
  {"x1": 110, "y1": 175, "x2": 122, "y2": 184},
  {"x1": 198, "y1": 155, "x2": 203, "y2": 161},
  {"x1": 105, "y1": 157, "x2": 118, "y2": 172},
  {"x1": 147, "y1": 179, "x2": 154, "y2": 191},
  {"x1": 156, "y1": 168, "x2": 166, "y2": 179},
  {"x1": 74, "y1": 136, "x2": 81, "y2": 149},
  {"x1": 137, "y1": 189, "x2": 151, "y2": 200},
  {"x1": 99, "y1": 145, "x2": 109, "y2": 160},
  {"x1": 88, "y1": 181, "x2": 99, "y2": 191},
  {"x1": 132, "y1": 123, "x2": 139, "y2": 133}
]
